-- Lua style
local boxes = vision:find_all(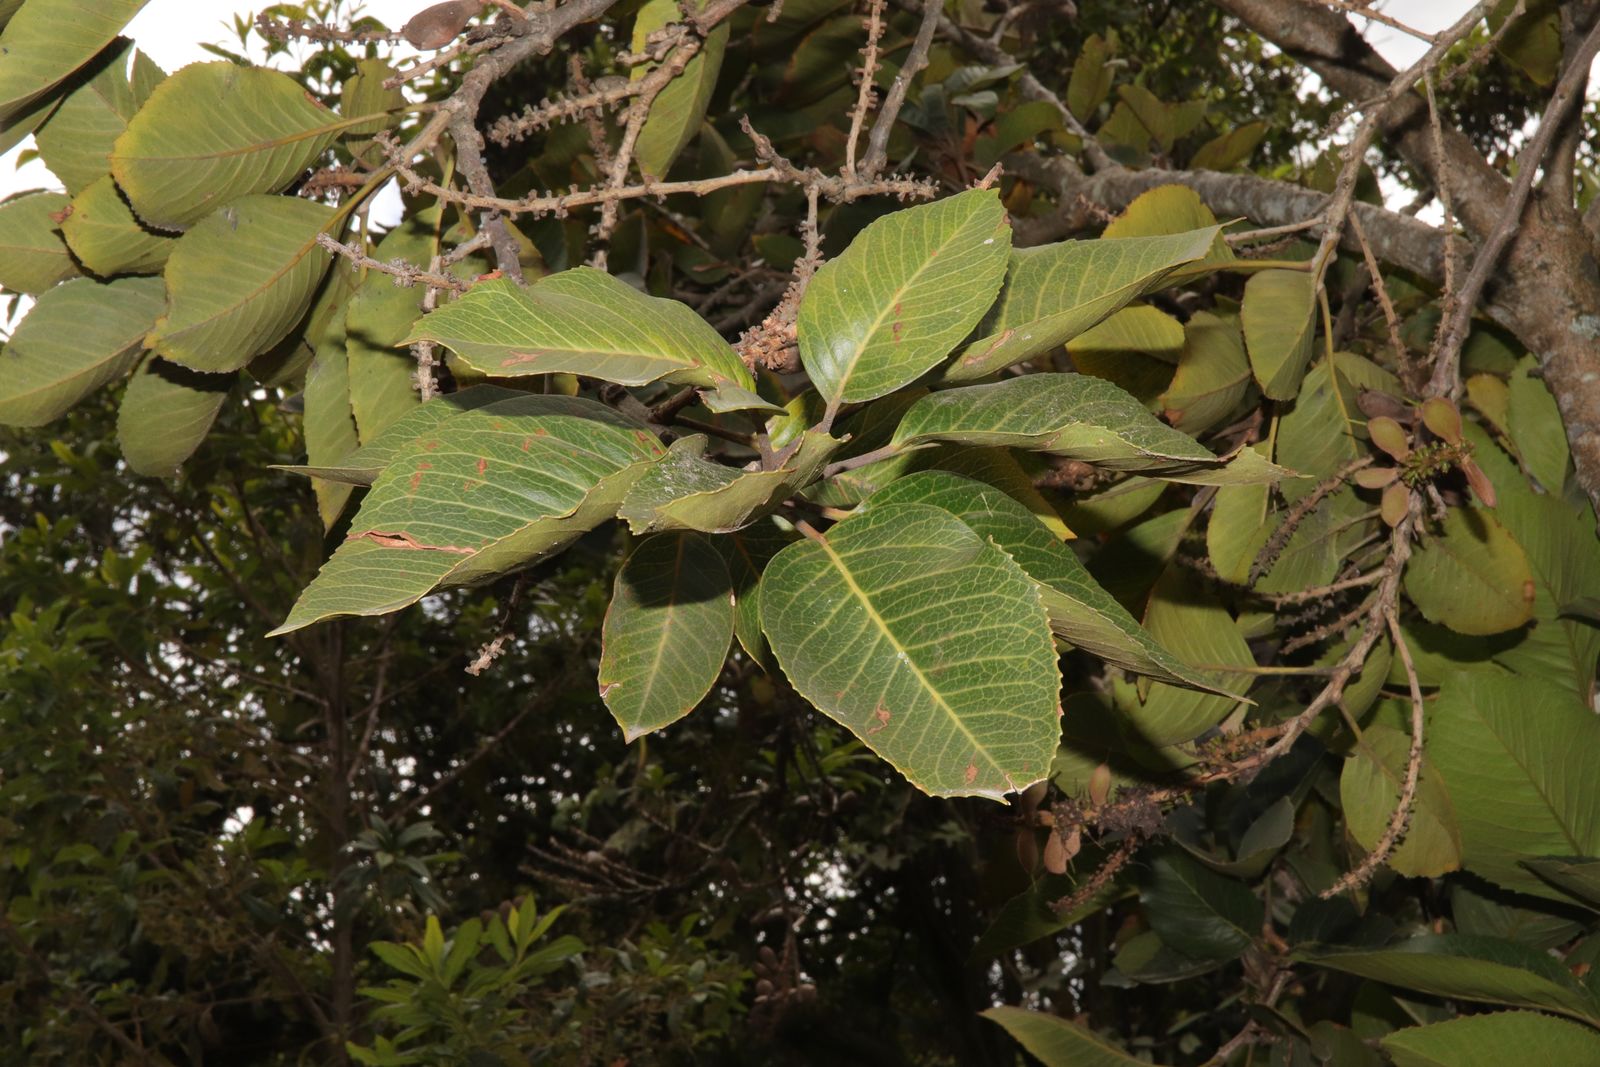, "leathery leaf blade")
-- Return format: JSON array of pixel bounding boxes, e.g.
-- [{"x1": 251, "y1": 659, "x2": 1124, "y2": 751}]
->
[
  {"x1": 0, "y1": 0, "x2": 150, "y2": 123},
  {"x1": 860, "y1": 471, "x2": 1231, "y2": 694},
  {"x1": 599, "y1": 533, "x2": 734, "y2": 740},
  {"x1": 798, "y1": 188, "x2": 1010, "y2": 405},
  {"x1": 982, "y1": 1006, "x2": 1156, "y2": 1067},
  {"x1": 759, "y1": 503, "x2": 1061, "y2": 799},
  {"x1": 946, "y1": 226, "x2": 1220, "y2": 382},
  {"x1": 1382, "y1": 1012, "x2": 1600, "y2": 1067},
  {"x1": 117, "y1": 357, "x2": 232, "y2": 476},
  {"x1": 893, "y1": 374, "x2": 1273, "y2": 482},
  {"x1": 618, "y1": 431, "x2": 841, "y2": 534},
  {"x1": 403, "y1": 269, "x2": 768, "y2": 412},
  {"x1": 271, "y1": 396, "x2": 666, "y2": 635}
]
